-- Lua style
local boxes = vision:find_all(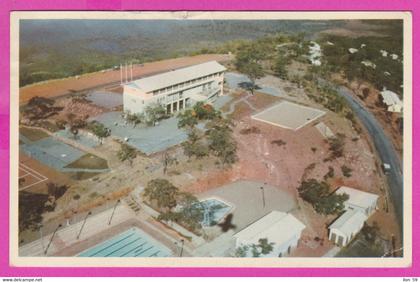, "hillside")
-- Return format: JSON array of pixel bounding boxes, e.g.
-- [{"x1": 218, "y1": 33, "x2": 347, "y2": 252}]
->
[{"x1": 19, "y1": 19, "x2": 344, "y2": 86}]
